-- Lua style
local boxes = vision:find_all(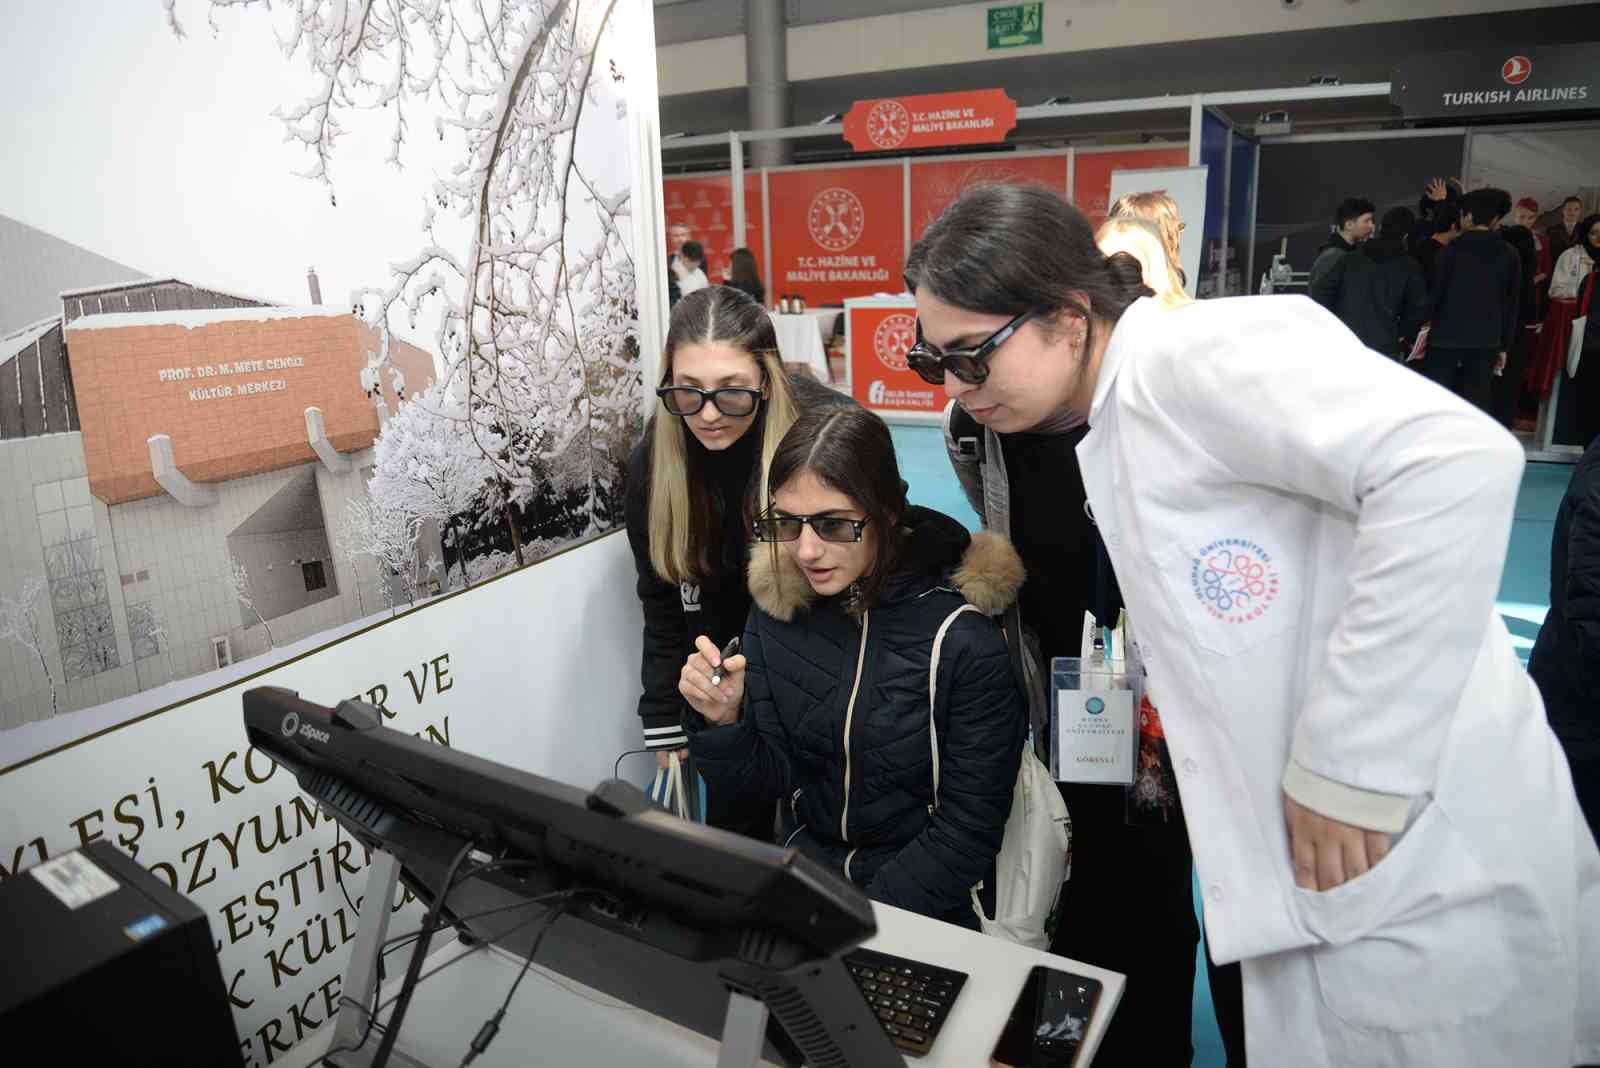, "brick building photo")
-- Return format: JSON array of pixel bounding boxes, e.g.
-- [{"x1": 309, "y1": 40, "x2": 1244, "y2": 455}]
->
[{"x1": 0, "y1": 242, "x2": 435, "y2": 729}]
